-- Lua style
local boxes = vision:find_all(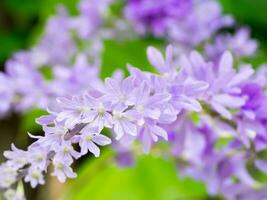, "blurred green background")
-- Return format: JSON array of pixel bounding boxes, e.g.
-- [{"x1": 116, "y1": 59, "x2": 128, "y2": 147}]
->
[{"x1": 0, "y1": 0, "x2": 267, "y2": 199}]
